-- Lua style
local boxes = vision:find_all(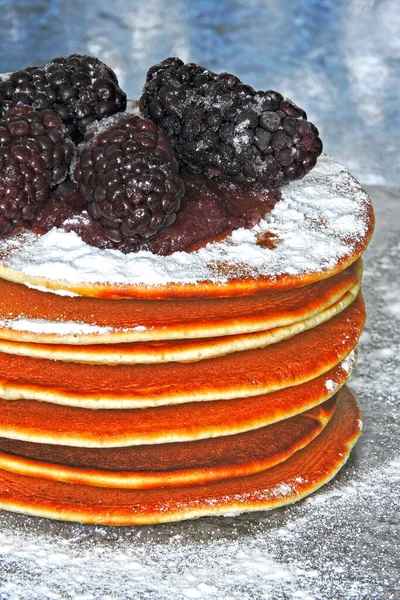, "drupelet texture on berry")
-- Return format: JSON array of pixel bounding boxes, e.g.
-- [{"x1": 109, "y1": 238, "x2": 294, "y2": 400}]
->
[
  {"x1": 140, "y1": 57, "x2": 323, "y2": 188},
  {"x1": 74, "y1": 113, "x2": 185, "y2": 249},
  {"x1": 0, "y1": 54, "x2": 127, "y2": 142},
  {"x1": 0, "y1": 105, "x2": 74, "y2": 236}
]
